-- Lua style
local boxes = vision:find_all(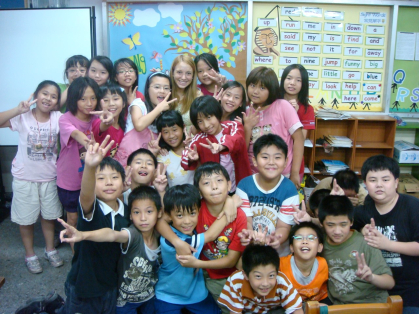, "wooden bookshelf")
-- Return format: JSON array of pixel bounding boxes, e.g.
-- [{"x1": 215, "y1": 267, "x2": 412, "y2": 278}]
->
[{"x1": 304, "y1": 115, "x2": 396, "y2": 176}]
